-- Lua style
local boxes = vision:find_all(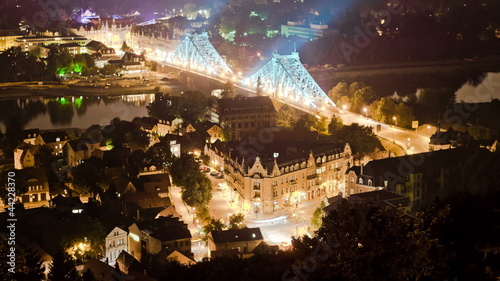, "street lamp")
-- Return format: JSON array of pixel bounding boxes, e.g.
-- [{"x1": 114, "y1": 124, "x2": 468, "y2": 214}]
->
[
  {"x1": 392, "y1": 116, "x2": 397, "y2": 144},
  {"x1": 363, "y1": 107, "x2": 368, "y2": 117}
]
